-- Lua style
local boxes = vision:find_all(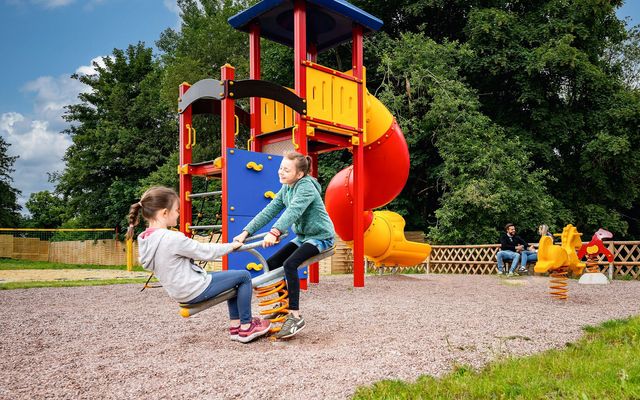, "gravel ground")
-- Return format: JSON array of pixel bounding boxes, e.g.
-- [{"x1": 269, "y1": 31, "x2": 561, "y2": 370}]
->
[{"x1": 1, "y1": 274, "x2": 639, "y2": 399}]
